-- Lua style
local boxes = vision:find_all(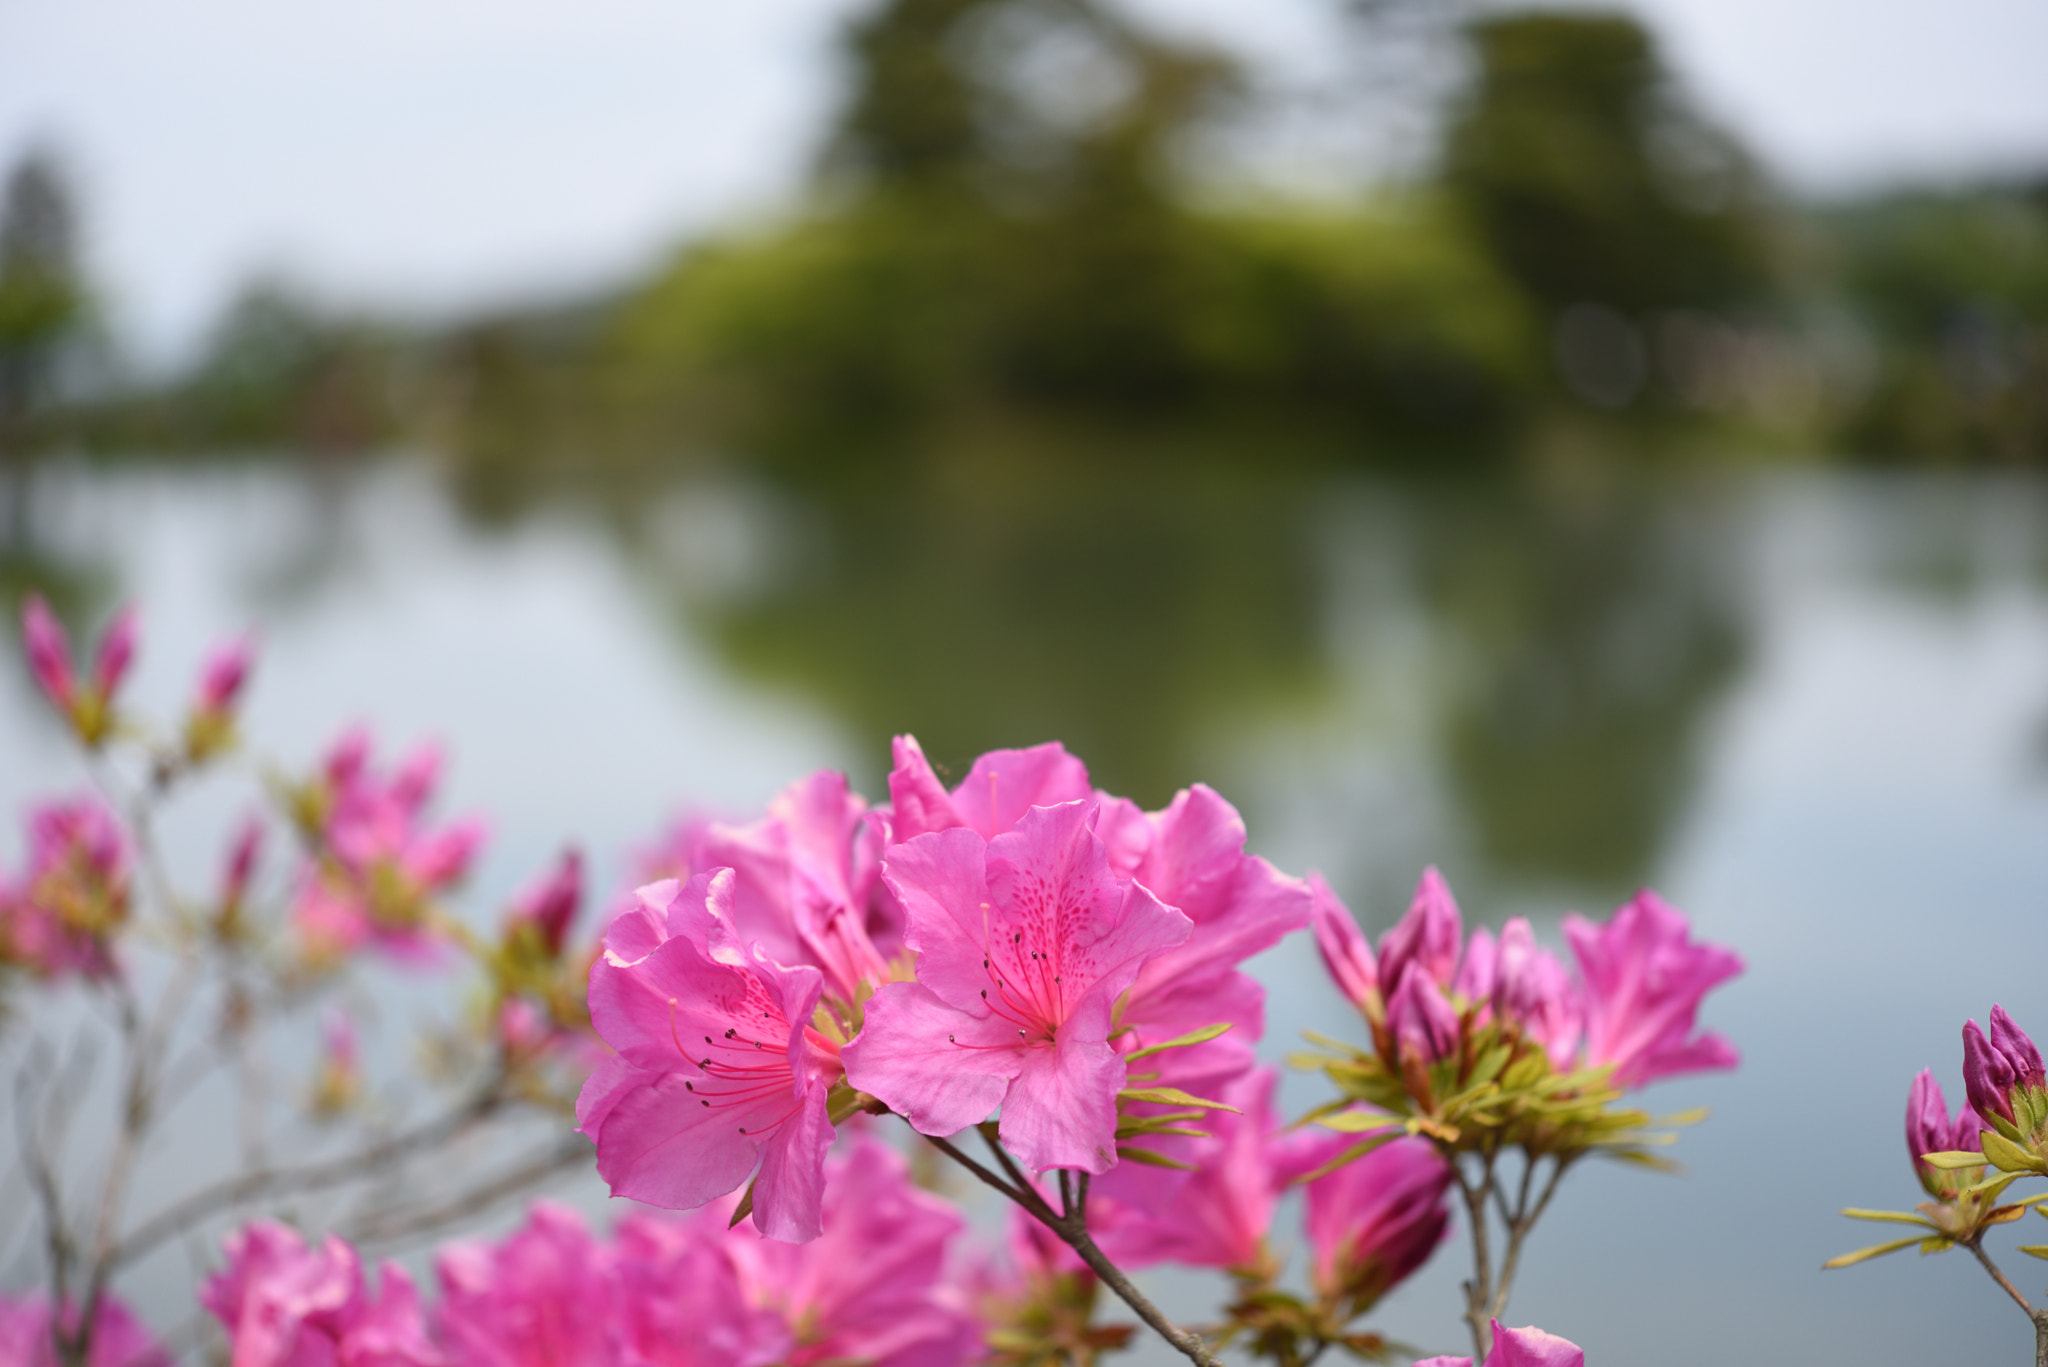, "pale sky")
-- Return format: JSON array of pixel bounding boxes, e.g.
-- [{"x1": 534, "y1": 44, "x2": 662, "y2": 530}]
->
[{"x1": 3, "y1": 0, "x2": 2044, "y2": 367}]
